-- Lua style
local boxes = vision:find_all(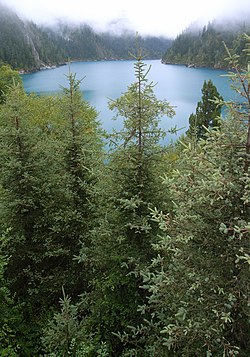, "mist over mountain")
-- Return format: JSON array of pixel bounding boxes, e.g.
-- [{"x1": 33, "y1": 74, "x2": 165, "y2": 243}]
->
[
  {"x1": 1, "y1": 1, "x2": 249, "y2": 72},
  {"x1": 163, "y1": 18, "x2": 250, "y2": 69},
  {"x1": 0, "y1": 2, "x2": 172, "y2": 71}
]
